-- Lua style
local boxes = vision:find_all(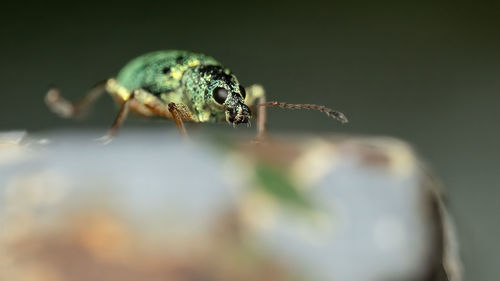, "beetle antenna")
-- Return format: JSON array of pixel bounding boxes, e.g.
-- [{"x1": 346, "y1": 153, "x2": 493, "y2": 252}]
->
[{"x1": 257, "y1": 101, "x2": 348, "y2": 123}]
